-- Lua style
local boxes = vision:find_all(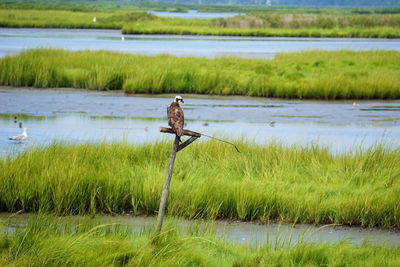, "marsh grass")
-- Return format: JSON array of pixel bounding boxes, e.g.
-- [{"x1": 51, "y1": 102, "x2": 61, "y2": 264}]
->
[
  {"x1": 0, "y1": 113, "x2": 47, "y2": 121},
  {"x1": 0, "y1": 9, "x2": 155, "y2": 29},
  {"x1": 0, "y1": 214, "x2": 399, "y2": 266},
  {"x1": 0, "y1": 140, "x2": 399, "y2": 228},
  {"x1": 1, "y1": 7, "x2": 400, "y2": 38},
  {"x1": 124, "y1": 24, "x2": 400, "y2": 38},
  {"x1": 122, "y1": 15, "x2": 400, "y2": 38},
  {"x1": 1, "y1": 49, "x2": 400, "y2": 99},
  {"x1": 3, "y1": 0, "x2": 400, "y2": 15}
]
